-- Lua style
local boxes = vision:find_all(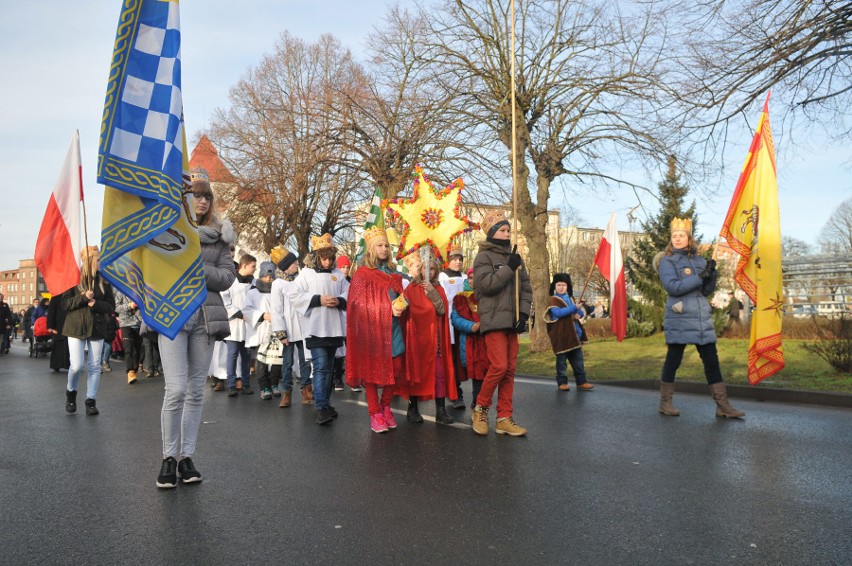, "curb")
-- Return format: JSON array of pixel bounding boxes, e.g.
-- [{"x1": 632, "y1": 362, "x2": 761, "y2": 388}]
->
[{"x1": 516, "y1": 375, "x2": 852, "y2": 409}]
